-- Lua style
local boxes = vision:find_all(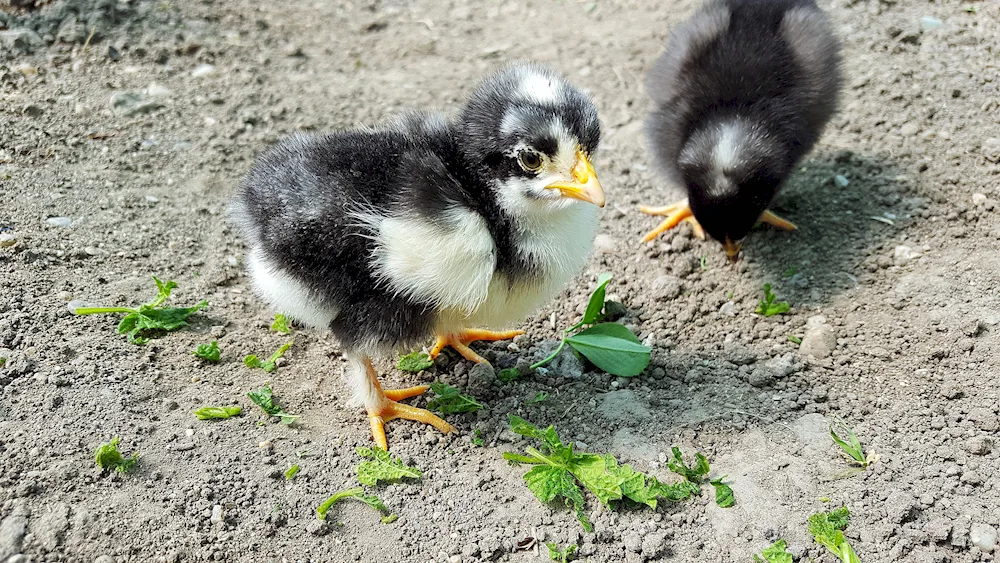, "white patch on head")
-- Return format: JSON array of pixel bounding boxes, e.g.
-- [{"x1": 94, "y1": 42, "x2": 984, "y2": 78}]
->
[
  {"x1": 356, "y1": 207, "x2": 497, "y2": 315},
  {"x1": 498, "y1": 117, "x2": 583, "y2": 212},
  {"x1": 245, "y1": 247, "x2": 338, "y2": 329},
  {"x1": 713, "y1": 123, "x2": 744, "y2": 172},
  {"x1": 517, "y1": 70, "x2": 561, "y2": 105}
]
